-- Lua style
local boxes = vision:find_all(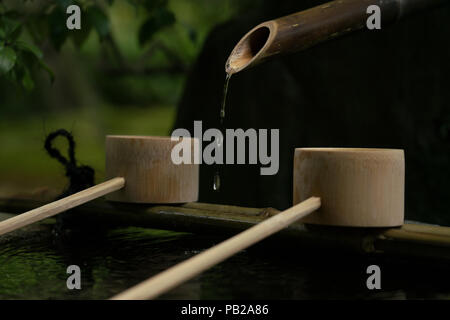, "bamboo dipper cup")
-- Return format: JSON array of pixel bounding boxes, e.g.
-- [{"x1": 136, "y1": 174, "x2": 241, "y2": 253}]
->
[
  {"x1": 0, "y1": 135, "x2": 199, "y2": 236},
  {"x1": 111, "y1": 148, "x2": 404, "y2": 300},
  {"x1": 294, "y1": 148, "x2": 405, "y2": 227}
]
